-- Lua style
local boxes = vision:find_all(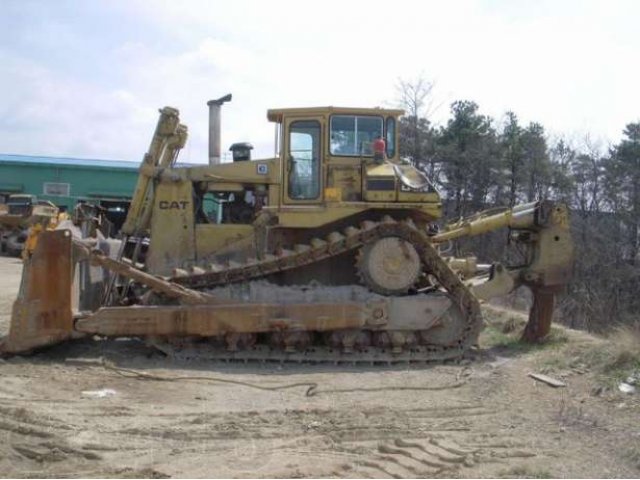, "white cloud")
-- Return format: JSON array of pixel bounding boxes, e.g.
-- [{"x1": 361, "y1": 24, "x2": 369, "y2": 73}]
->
[
  {"x1": 0, "y1": 0, "x2": 638, "y2": 163},
  {"x1": 0, "y1": 50, "x2": 155, "y2": 159}
]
